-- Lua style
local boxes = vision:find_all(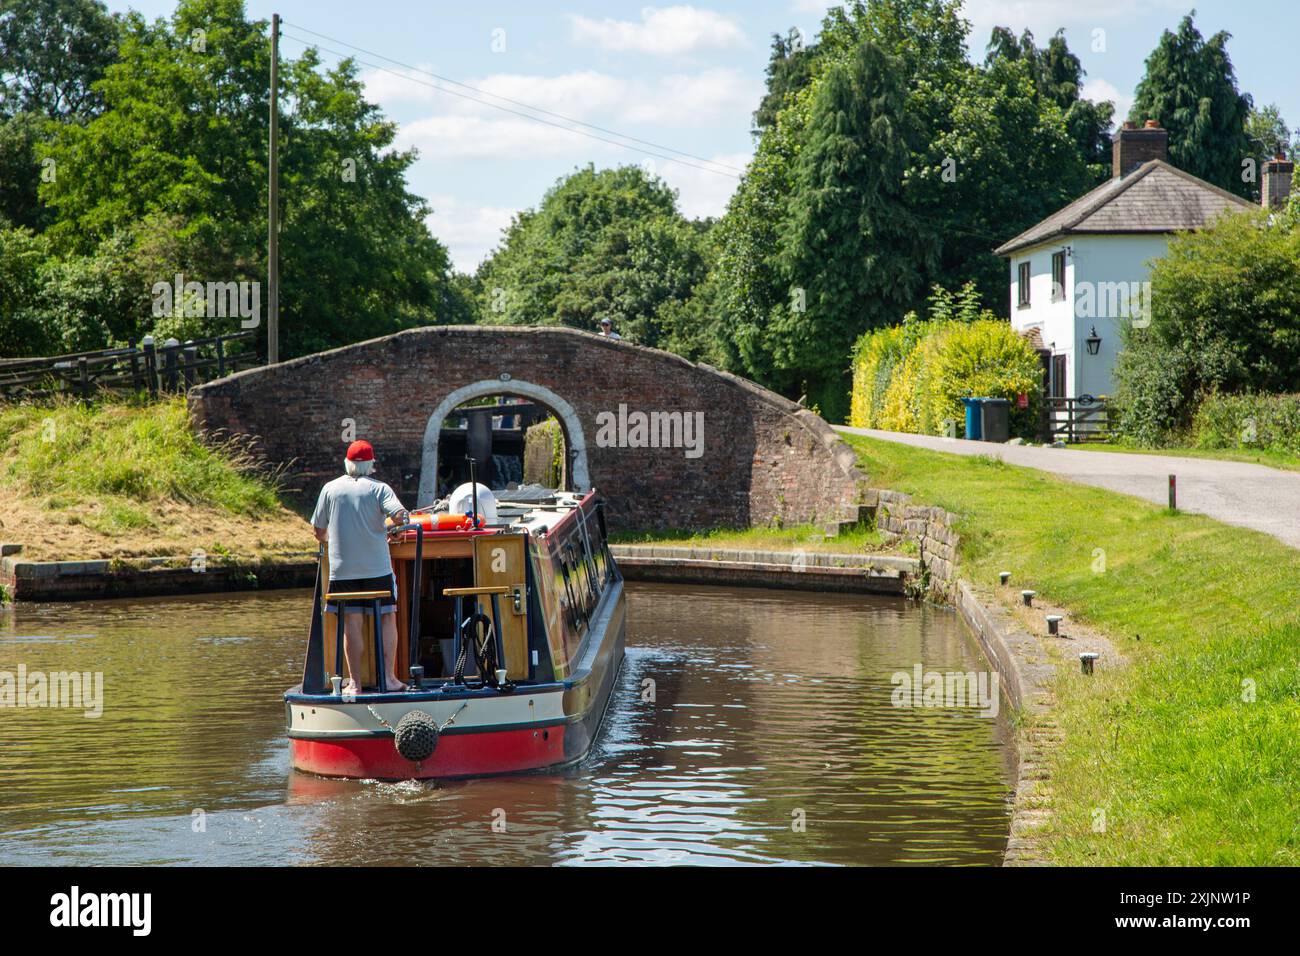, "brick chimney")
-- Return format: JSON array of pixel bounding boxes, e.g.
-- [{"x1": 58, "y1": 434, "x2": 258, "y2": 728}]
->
[
  {"x1": 1262, "y1": 152, "x2": 1295, "y2": 209},
  {"x1": 1112, "y1": 119, "x2": 1168, "y2": 178}
]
